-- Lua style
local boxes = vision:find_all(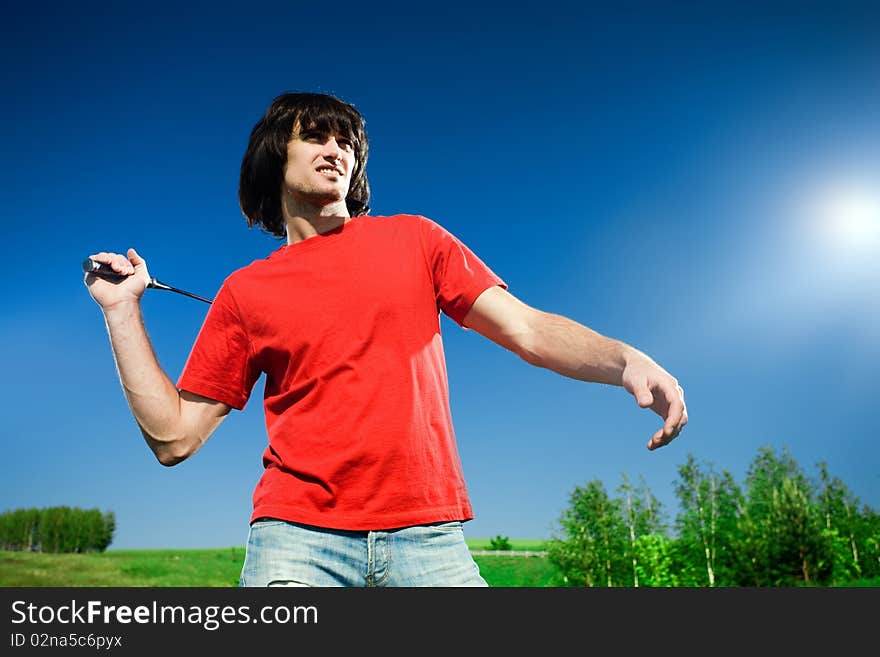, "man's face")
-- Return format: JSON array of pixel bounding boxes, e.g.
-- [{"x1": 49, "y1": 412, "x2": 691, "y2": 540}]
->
[{"x1": 282, "y1": 122, "x2": 356, "y2": 208}]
